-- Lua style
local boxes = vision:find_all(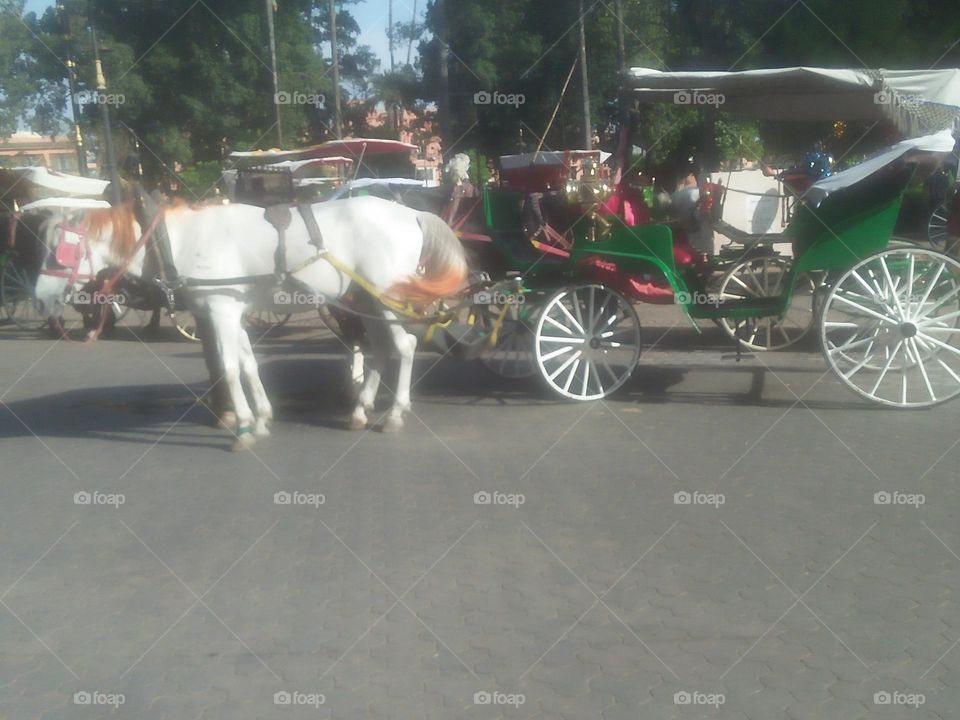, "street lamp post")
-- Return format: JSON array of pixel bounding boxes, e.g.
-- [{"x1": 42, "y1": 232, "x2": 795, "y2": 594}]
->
[
  {"x1": 89, "y1": 16, "x2": 121, "y2": 205},
  {"x1": 329, "y1": 0, "x2": 343, "y2": 139},
  {"x1": 58, "y1": 2, "x2": 87, "y2": 176},
  {"x1": 264, "y1": 0, "x2": 283, "y2": 148}
]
